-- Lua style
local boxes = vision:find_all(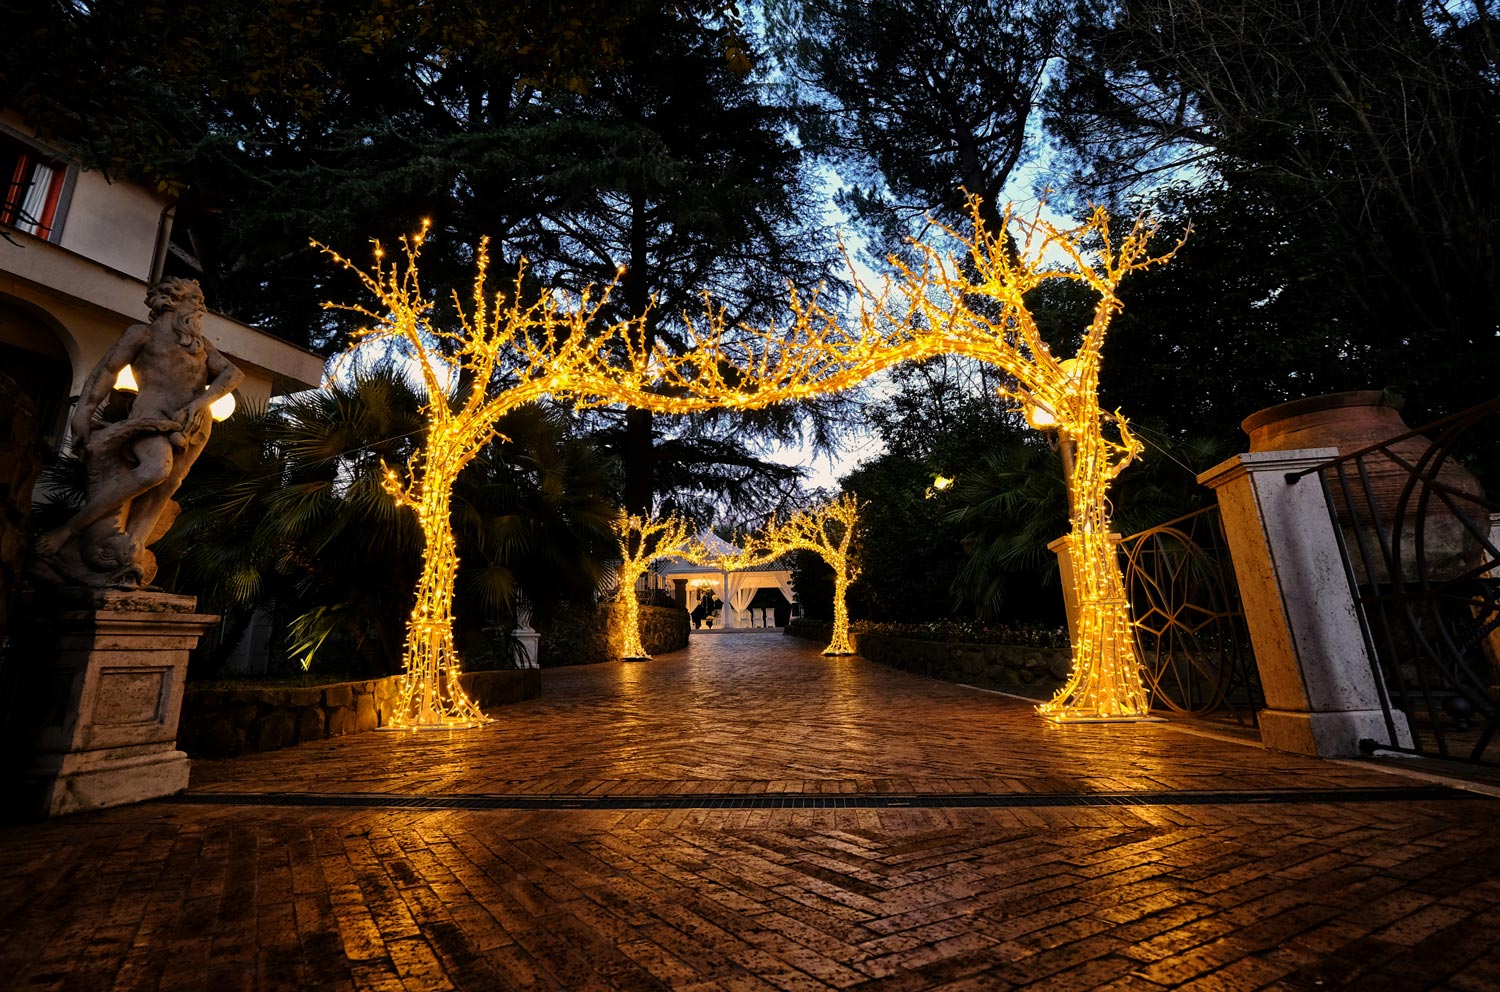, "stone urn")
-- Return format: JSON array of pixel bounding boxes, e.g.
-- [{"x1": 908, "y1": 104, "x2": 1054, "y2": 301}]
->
[{"x1": 1242, "y1": 390, "x2": 1487, "y2": 584}]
